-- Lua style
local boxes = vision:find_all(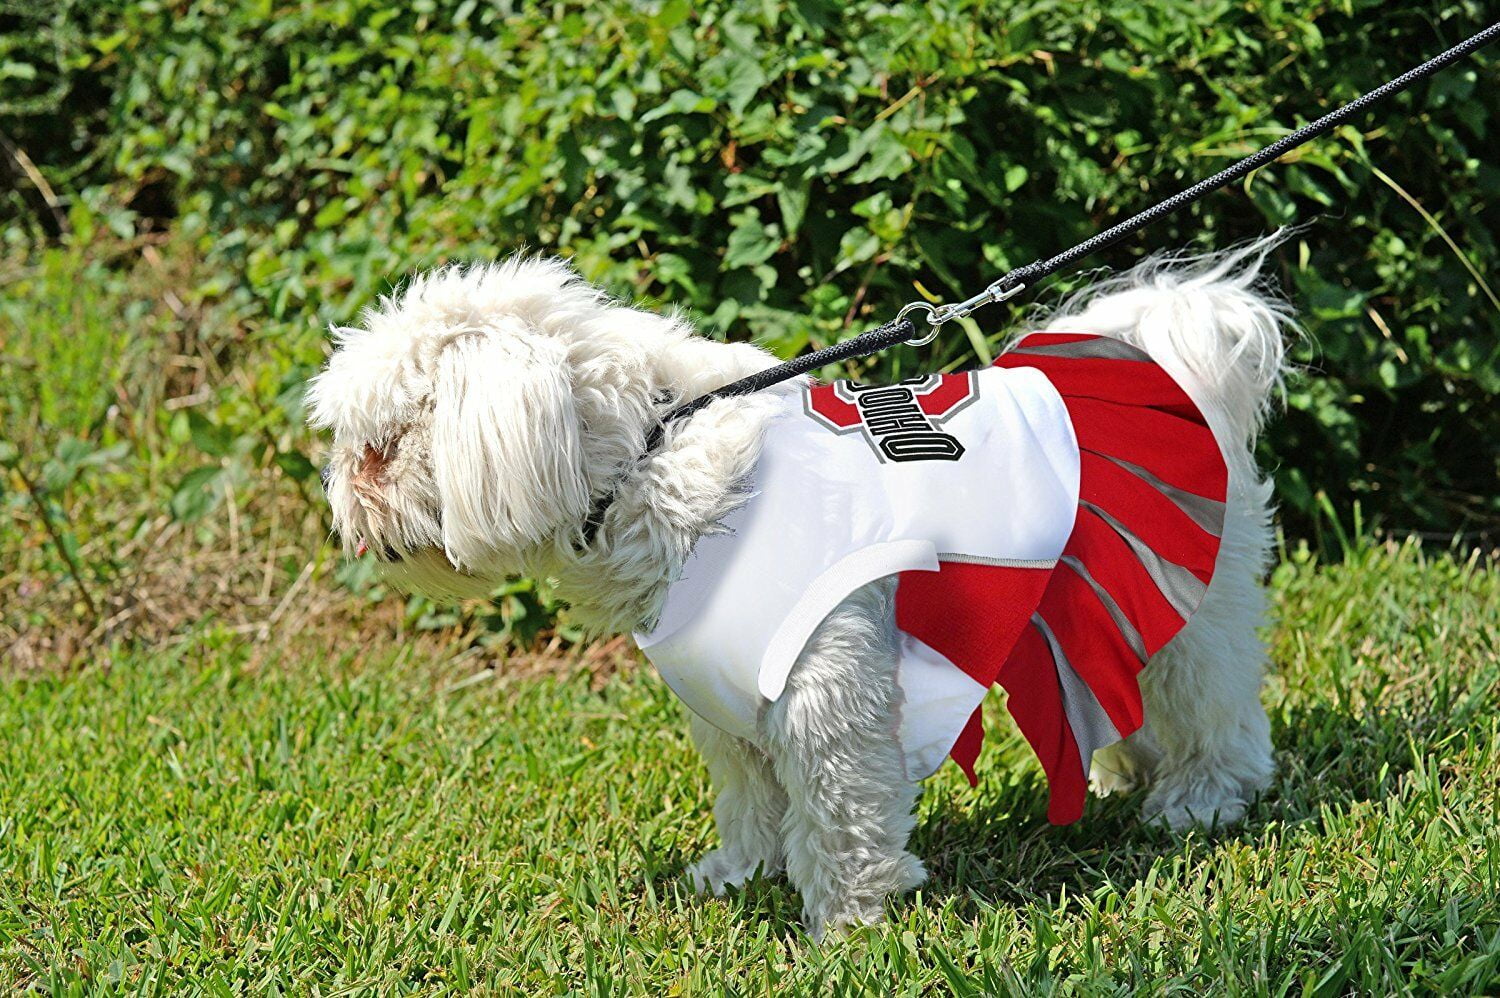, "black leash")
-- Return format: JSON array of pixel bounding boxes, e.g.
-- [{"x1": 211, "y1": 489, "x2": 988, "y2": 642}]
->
[{"x1": 583, "y1": 21, "x2": 1499, "y2": 546}]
